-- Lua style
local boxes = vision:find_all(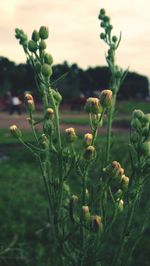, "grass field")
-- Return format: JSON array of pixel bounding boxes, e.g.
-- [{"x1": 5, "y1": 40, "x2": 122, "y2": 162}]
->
[
  {"x1": 0, "y1": 100, "x2": 150, "y2": 265},
  {"x1": 0, "y1": 128, "x2": 150, "y2": 265}
]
